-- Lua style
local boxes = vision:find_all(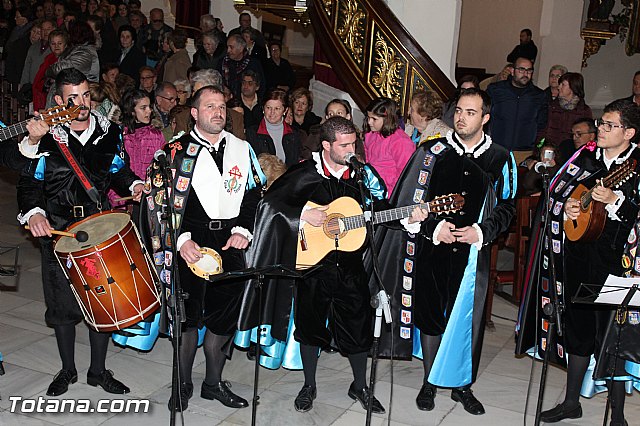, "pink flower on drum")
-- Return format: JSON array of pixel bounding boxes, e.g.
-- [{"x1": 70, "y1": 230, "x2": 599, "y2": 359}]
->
[{"x1": 80, "y1": 257, "x2": 101, "y2": 280}]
